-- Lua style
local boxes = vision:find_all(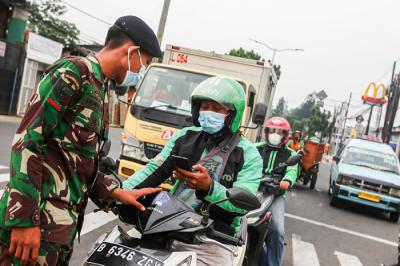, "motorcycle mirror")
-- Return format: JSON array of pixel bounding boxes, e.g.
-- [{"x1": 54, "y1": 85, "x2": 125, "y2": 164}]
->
[
  {"x1": 99, "y1": 140, "x2": 111, "y2": 158},
  {"x1": 286, "y1": 153, "x2": 302, "y2": 166},
  {"x1": 99, "y1": 156, "x2": 117, "y2": 174},
  {"x1": 226, "y1": 188, "x2": 261, "y2": 211},
  {"x1": 252, "y1": 103, "x2": 268, "y2": 125}
]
